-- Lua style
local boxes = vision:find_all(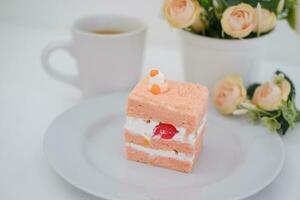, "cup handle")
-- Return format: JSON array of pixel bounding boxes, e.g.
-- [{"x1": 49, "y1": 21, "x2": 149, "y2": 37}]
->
[{"x1": 41, "y1": 41, "x2": 79, "y2": 87}]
